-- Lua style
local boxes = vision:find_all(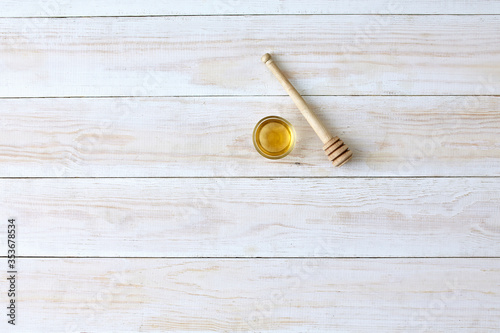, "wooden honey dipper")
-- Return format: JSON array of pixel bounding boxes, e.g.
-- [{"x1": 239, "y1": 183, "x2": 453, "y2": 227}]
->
[{"x1": 261, "y1": 53, "x2": 353, "y2": 167}]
